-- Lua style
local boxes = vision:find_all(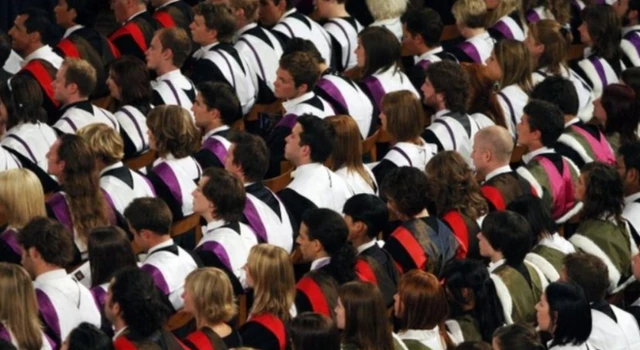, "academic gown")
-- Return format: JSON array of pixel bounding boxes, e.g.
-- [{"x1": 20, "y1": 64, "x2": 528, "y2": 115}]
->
[
  {"x1": 525, "y1": 233, "x2": 576, "y2": 283},
  {"x1": 89, "y1": 283, "x2": 112, "y2": 337},
  {"x1": 445, "y1": 313, "x2": 483, "y2": 344},
  {"x1": 481, "y1": 170, "x2": 536, "y2": 211},
  {"x1": 556, "y1": 118, "x2": 615, "y2": 169},
  {"x1": 355, "y1": 254, "x2": 397, "y2": 307},
  {"x1": 242, "y1": 182, "x2": 294, "y2": 253},
  {"x1": 622, "y1": 193, "x2": 640, "y2": 247},
  {"x1": 99, "y1": 162, "x2": 156, "y2": 215},
  {"x1": 371, "y1": 140, "x2": 436, "y2": 186},
  {"x1": 193, "y1": 126, "x2": 231, "y2": 170},
  {"x1": 0, "y1": 321, "x2": 54, "y2": 350},
  {"x1": 496, "y1": 84, "x2": 528, "y2": 138},
  {"x1": 406, "y1": 47, "x2": 448, "y2": 97},
  {"x1": 152, "y1": 0, "x2": 194, "y2": 32},
  {"x1": 440, "y1": 210, "x2": 481, "y2": 260},
  {"x1": 359, "y1": 65, "x2": 419, "y2": 120},
  {"x1": 324, "y1": 17, "x2": 363, "y2": 72},
  {"x1": 16, "y1": 59, "x2": 61, "y2": 124},
  {"x1": 397, "y1": 328, "x2": 451, "y2": 350},
  {"x1": 295, "y1": 264, "x2": 340, "y2": 318},
  {"x1": 532, "y1": 65, "x2": 594, "y2": 122},
  {"x1": 588, "y1": 301, "x2": 640, "y2": 350},
  {"x1": 621, "y1": 25, "x2": 640, "y2": 68},
  {"x1": 422, "y1": 110, "x2": 482, "y2": 166},
  {"x1": 239, "y1": 313, "x2": 289, "y2": 350},
  {"x1": 488, "y1": 10, "x2": 526, "y2": 42},
  {"x1": 113, "y1": 329, "x2": 189, "y2": 350},
  {"x1": 572, "y1": 53, "x2": 621, "y2": 99},
  {"x1": 0, "y1": 227, "x2": 21, "y2": 265},
  {"x1": 272, "y1": 8, "x2": 333, "y2": 65},
  {"x1": 108, "y1": 10, "x2": 158, "y2": 61},
  {"x1": 183, "y1": 327, "x2": 230, "y2": 350},
  {"x1": 145, "y1": 154, "x2": 202, "y2": 220},
  {"x1": 446, "y1": 32, "x2": 494, "y2": 65},
  {"x1": 490, "y1": 260, "x2": 548, "y2": 325},
  {"x1": 114, "y1": 104, "x2": 151, "y2": 159},
  {"x1": 53, "y1": 100, "x2": 120, "y2": 135},
  {"x1": 151, "y1": 69, "x2": 196, "y2": 113}
]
